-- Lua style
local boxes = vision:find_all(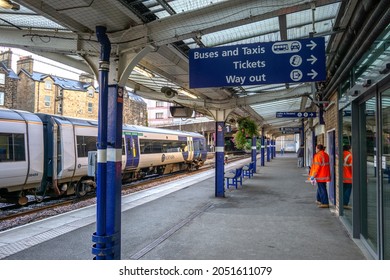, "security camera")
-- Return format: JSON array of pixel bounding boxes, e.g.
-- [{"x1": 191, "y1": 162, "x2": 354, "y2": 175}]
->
[
  {"x1": 161, "y1": 87, "x2": 177, "y2": 98},
  {"x1": 350, "y1": 90, "x2": 359, "y2": 97}
]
